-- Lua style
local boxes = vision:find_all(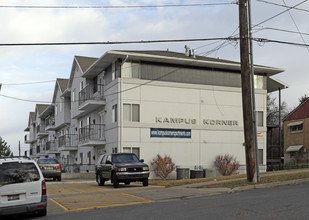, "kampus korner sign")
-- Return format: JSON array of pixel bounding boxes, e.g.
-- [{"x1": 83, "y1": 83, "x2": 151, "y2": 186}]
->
[{"x1": 155, "y1": 117, "x2": 238, "y2": 126}]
